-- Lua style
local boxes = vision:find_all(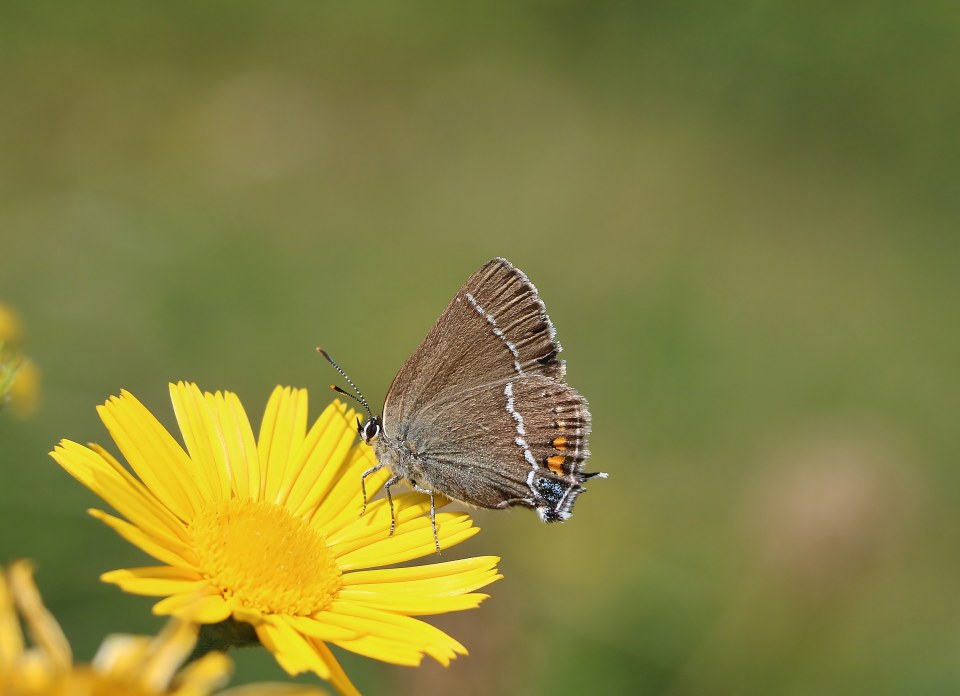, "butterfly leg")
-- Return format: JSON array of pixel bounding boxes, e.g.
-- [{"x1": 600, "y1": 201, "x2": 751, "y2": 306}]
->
[
  {"x1": 383, "y1": 473, "x2": 403, "y2": 536},
  {"x1": 359, "y1": 462, "x2": 385, "y2": 517},
  {"x1": 408, "y1": 482, "x2": 441, "y2": 554},
  {"x1": 428, "y1": 491, "x2": 440, "y2": 554}
]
